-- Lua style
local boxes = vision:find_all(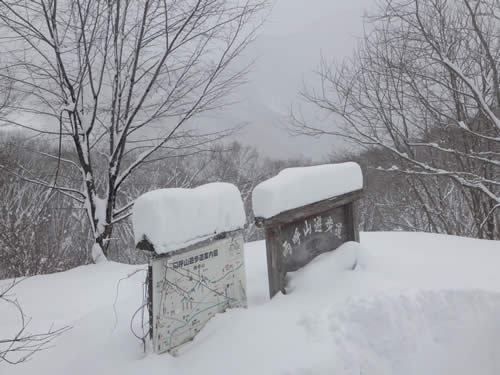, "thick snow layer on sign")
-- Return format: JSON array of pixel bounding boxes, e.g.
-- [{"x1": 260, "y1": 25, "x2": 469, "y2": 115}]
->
[
  {"x1": 3, "y1": 232, "x2": 500, "y2": 374},
  {"x1": 132, "y1": 183, "x2": 246, "y2": 254},
  {"x1": 252, "y1": 162, "x2": 363, "y2": 219}
]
